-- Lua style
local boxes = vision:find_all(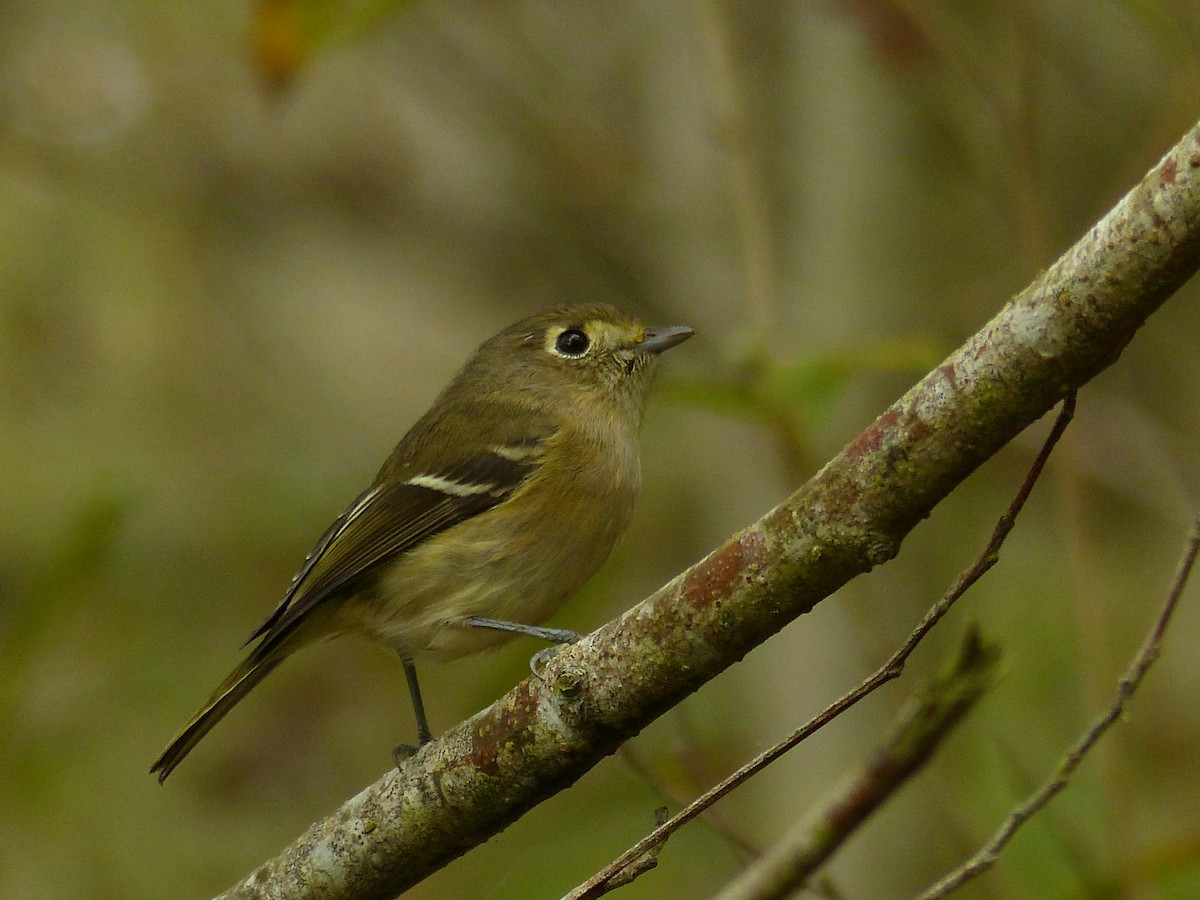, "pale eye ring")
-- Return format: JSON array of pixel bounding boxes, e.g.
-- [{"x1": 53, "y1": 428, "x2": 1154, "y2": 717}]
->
[{"x1": 554, "y1": 328, "x2": 590, "y2": 357}]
